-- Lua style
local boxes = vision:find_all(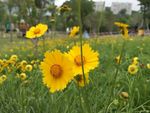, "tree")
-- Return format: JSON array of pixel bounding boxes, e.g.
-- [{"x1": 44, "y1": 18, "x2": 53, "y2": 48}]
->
[{"x1": 138, "y1": 0, "x2": 150, "y2": 29}]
